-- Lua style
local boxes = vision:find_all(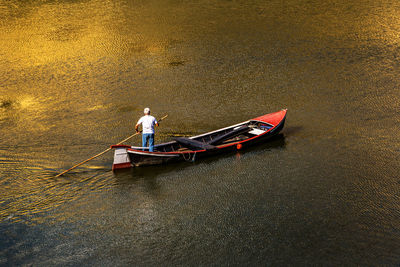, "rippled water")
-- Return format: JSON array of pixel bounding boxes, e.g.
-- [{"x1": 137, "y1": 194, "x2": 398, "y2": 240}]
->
[{"x1": 1, "y1": 0, "x2": 400, "y2": 265}]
